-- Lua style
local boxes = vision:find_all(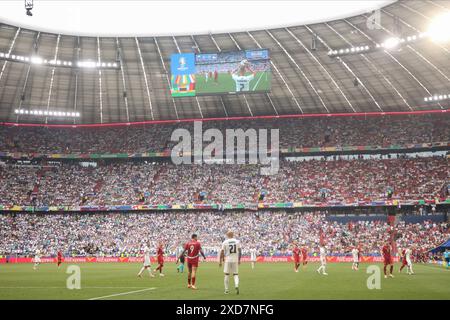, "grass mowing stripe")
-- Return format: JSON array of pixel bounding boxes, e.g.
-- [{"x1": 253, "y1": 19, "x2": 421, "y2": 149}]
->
[{"x1": 88, "y1": 287, "x2": 156, "y2": 300}]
